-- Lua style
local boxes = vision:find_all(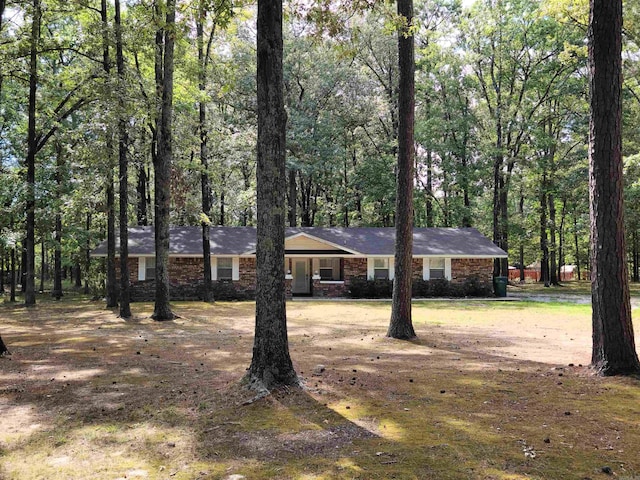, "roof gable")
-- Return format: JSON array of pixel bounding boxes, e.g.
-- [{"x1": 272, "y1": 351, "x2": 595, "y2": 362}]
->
[{"x1": 285, "y1": 232, "x2": 361, "y2": 255}]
